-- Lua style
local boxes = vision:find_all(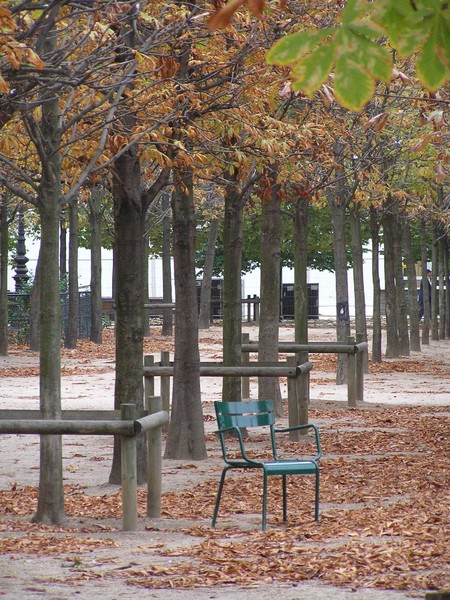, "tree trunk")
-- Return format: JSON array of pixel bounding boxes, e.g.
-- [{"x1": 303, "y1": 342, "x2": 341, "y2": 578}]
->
[
  {"x1": 32, "y1": 35, "x2": 65, "y2": 521},
  {"x1": 164, "y1": 169, "x2": 206, "y2": 460},
  {"x1": 370, "y1": 207, "x2": 382, "y2": 363},
  {"x1": 419, "y1": 221, "x2": 431, "y2": 345},
  {"x1": 198, "y1": 217, "x2": 219, "y2": 330},
  {"x1": 28, "y1": 249, "x2": 41, "y2": 351},
  {"x1": 403, "y1": 221, "x2": 420, "y2": 352},
  {"x1": 109, "y1": 147, "x2": 147, "y2": 484},
  {"x1": 143, "y1": 229, "x2": 150, "y2": 338},
  {"x1": 259, "y1": 166, "x2": 282, "y2": 414},
  {"x1": 438, "y1": 232, "x2": 446, "y2": 340},
  {"x1": 65, "y1": 196, "x2": 78, "y2": 349},
  {"x1": 382, "y1": 204, "x2": 400, "y2": 357},
  {"x1": 0, "y1": 201, "x2": 8, "y2": 356},
  {"x1": 88, "y1": 188, "x2": 103, "y2": 344},
  {"x1": 431, "y1": 227, "x2": 439, "y2": 341},
  {"x1": 392, "y1": 207, "x2": 409, "y2": 356},
  {"x1": 350, "y1": 202, "x2": 368, "y2": 370},
  {"x1": 444, "y1": 235, "x2": 450, "y2": 339},
  {"x1": 161, "y1": 190, "x2": 173, "y2": 336},
  {"x1": 330, "y1": 196, "x2": 350, "y2": 384},
  {"x1": 222, "y1": 171, "x2": 245, "y2": 402},
  {"x1": 59, "y1": 218, "x2": 67, "y2": 281}
]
